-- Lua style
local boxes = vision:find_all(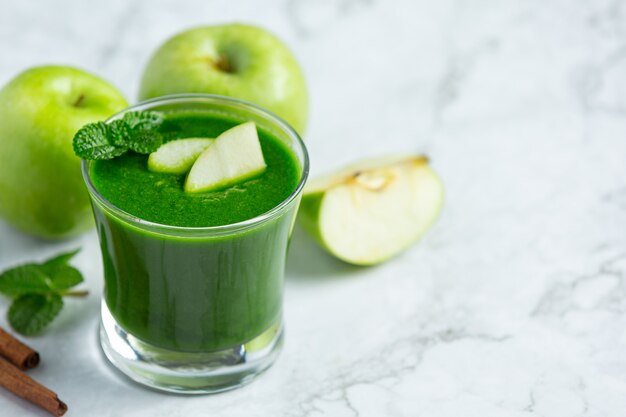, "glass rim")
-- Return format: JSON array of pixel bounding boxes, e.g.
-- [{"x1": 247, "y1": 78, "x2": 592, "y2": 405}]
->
[{"x1": 82, "y1": 93, "x2": 309, "y2": 236}]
